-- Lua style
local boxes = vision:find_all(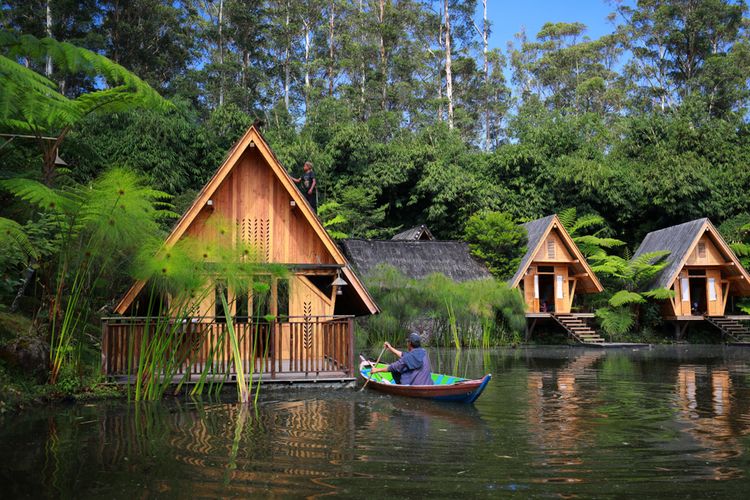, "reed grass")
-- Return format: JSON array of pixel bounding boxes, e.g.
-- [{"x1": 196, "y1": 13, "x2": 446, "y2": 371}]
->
[{"x1": 362, "y1": 264, "x2": 527, "y2": 348}]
